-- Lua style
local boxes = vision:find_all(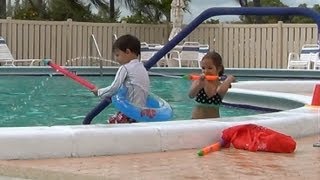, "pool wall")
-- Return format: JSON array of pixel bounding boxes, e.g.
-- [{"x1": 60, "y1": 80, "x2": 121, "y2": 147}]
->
[{"x1": 0, "y1": 80, "x2": 319, "y2": 160}]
